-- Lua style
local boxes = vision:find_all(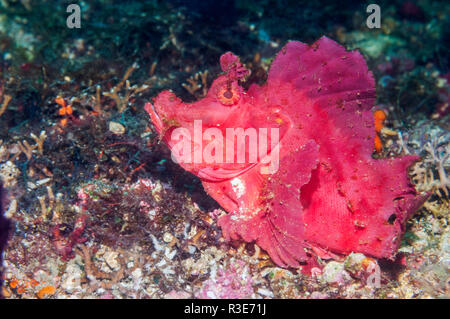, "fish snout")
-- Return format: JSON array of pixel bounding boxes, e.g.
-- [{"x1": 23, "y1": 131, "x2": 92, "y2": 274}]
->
[{"x1": 144, "y1": 102, "x2": 165, "y2": 135}]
